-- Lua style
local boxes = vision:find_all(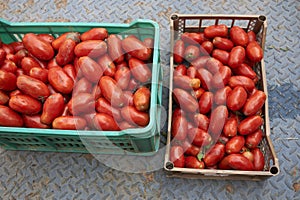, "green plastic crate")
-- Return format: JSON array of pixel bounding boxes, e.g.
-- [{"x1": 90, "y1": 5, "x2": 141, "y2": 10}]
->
[{"x1": 0, "y1": 18, "x2": 162, "y2": 155}]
